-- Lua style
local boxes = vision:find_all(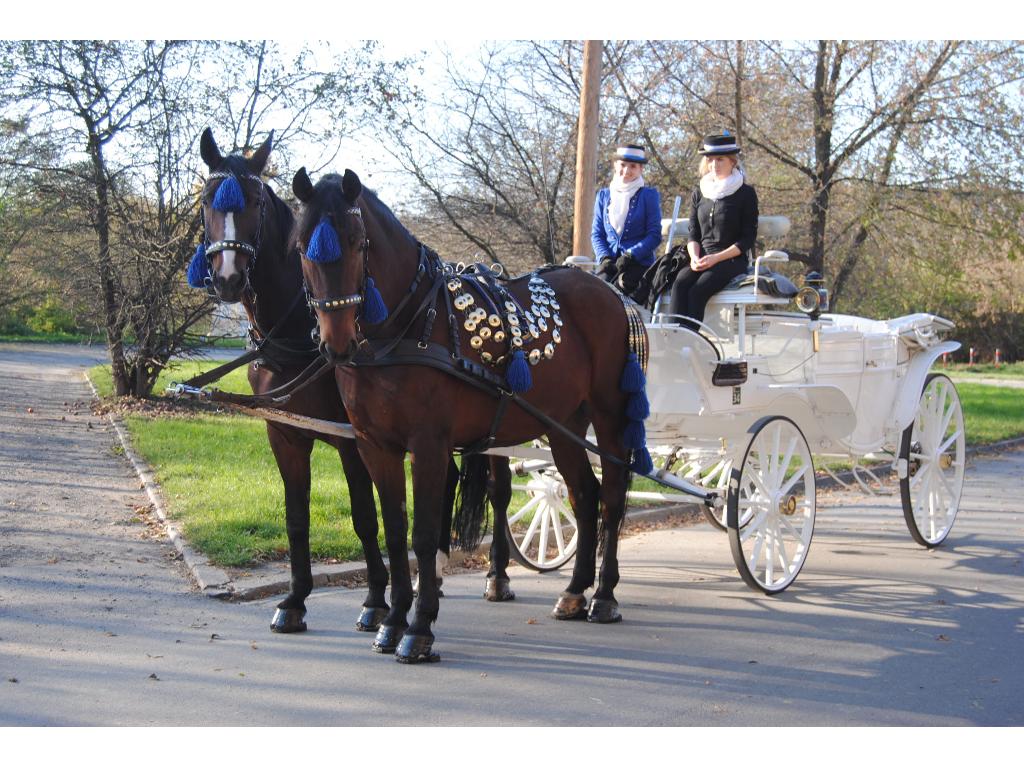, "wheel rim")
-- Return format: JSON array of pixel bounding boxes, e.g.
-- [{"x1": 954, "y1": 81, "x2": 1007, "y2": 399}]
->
[
  {"x1": 903, "y1": 375, "x2": 965, "y2": 546},
  {"x1": 507, "y1": 470, "x2": 578, "y2": 570},
  {"x1": 728, "y1": 417, "x2": 815, "y2": 593}
]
